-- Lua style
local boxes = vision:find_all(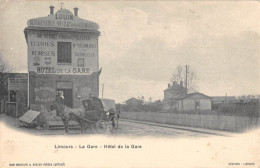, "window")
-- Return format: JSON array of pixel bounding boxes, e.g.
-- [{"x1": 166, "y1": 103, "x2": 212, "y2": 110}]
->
[
  {"x1": 57, "y1": 42, "x2": 71, "y2": 64},
  {"x1": 77, "y1": 58, "x2": 84, "y2": 67}
]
